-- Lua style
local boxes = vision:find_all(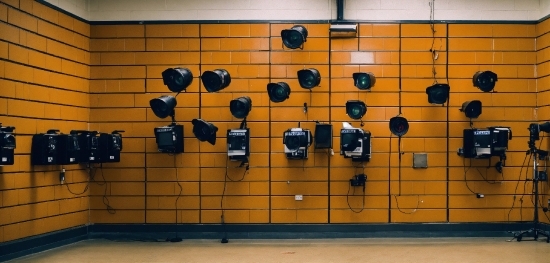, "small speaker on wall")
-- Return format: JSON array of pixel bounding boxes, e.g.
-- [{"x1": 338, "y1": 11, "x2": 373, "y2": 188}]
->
[{"x1": 314, "y1": 123, "x2": 333, "y2": 149}]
